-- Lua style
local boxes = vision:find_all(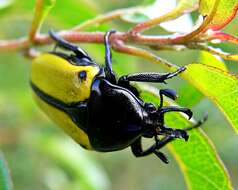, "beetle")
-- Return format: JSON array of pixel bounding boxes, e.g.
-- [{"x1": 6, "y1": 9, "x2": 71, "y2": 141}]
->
[{"x1": 30, "y1": 30, "x2": 204, "y2": 163}]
